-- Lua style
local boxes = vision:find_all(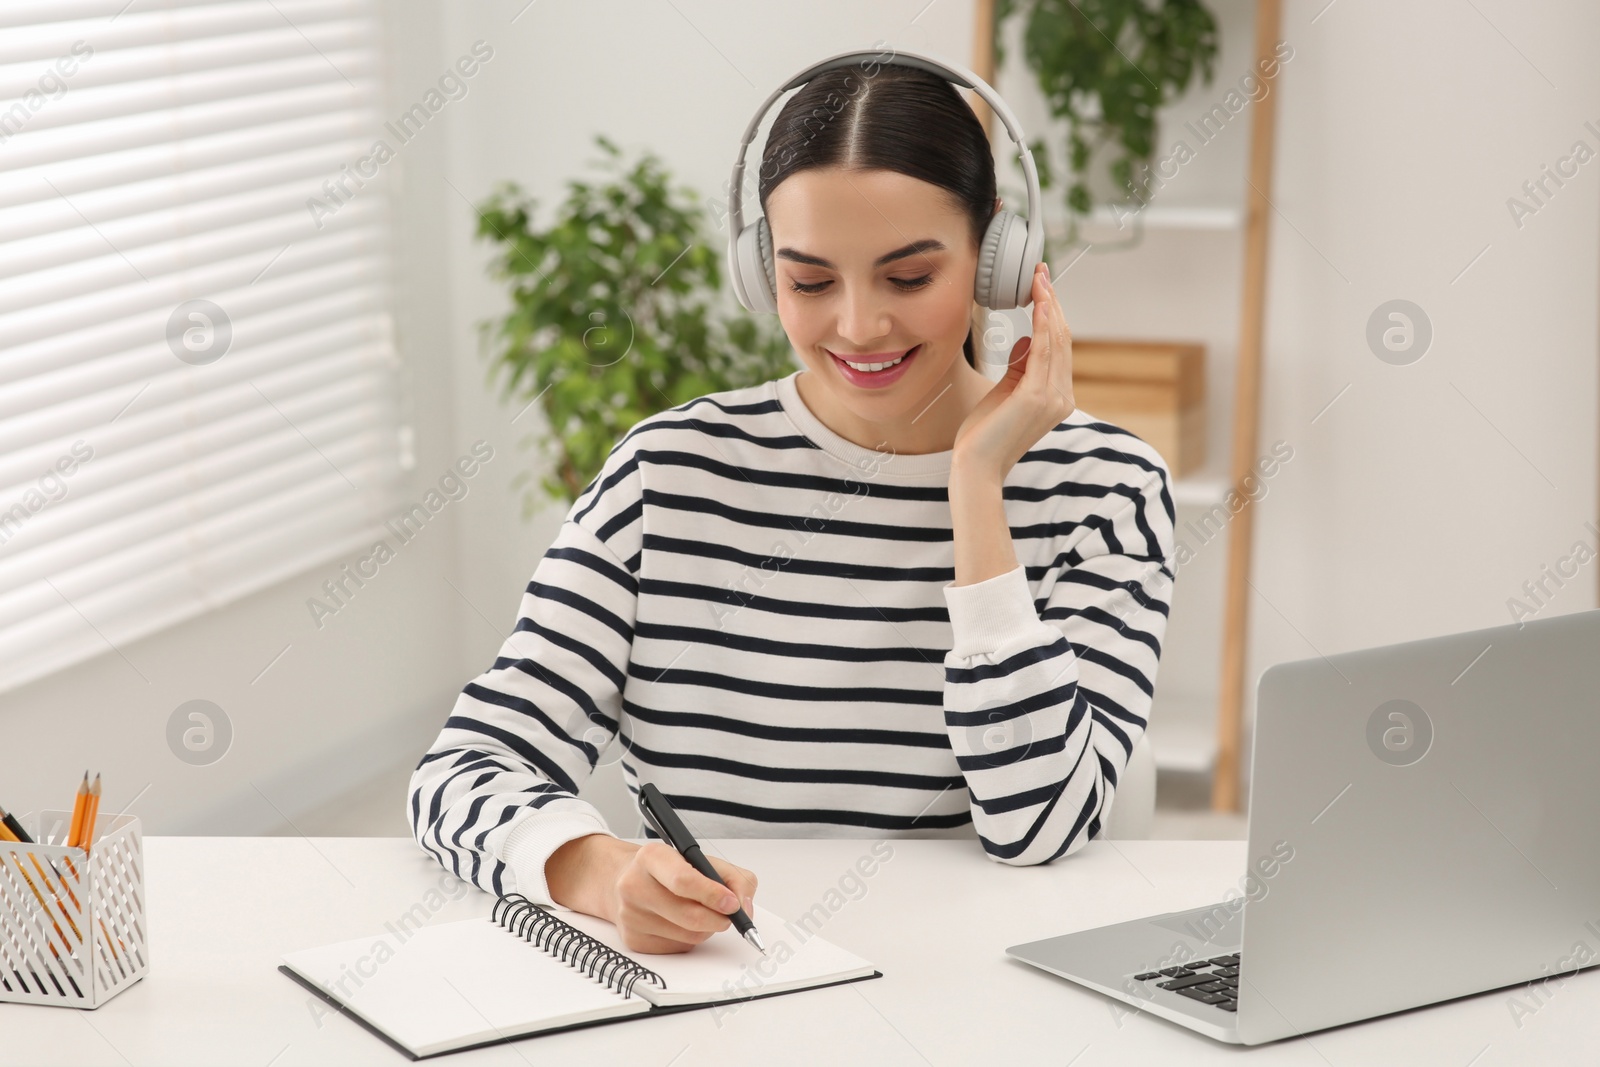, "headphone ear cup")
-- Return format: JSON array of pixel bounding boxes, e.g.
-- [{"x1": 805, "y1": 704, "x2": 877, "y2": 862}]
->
[
  {"x1": 733, "y1": 216, "x2": 778, "y2": 314},
  {"x1": 974, "y1": 209, "x2": 1036, "y2": 311},
  {"x1": 756, "y1": 216, "x2": 776, "y2": 312}
]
